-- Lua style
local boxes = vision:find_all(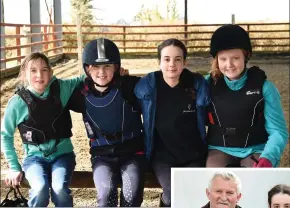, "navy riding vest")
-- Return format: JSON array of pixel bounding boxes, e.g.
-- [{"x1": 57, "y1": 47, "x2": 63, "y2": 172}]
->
[
  {"x1": 207, "y1": 67, "x2": 268, "y2": 147},
  {"x1": 83, "y1": 87, "x2": 143, "y2": 147},
  {"x1": 17, "y1": 80, "x2": 72, "y2": 145}
]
